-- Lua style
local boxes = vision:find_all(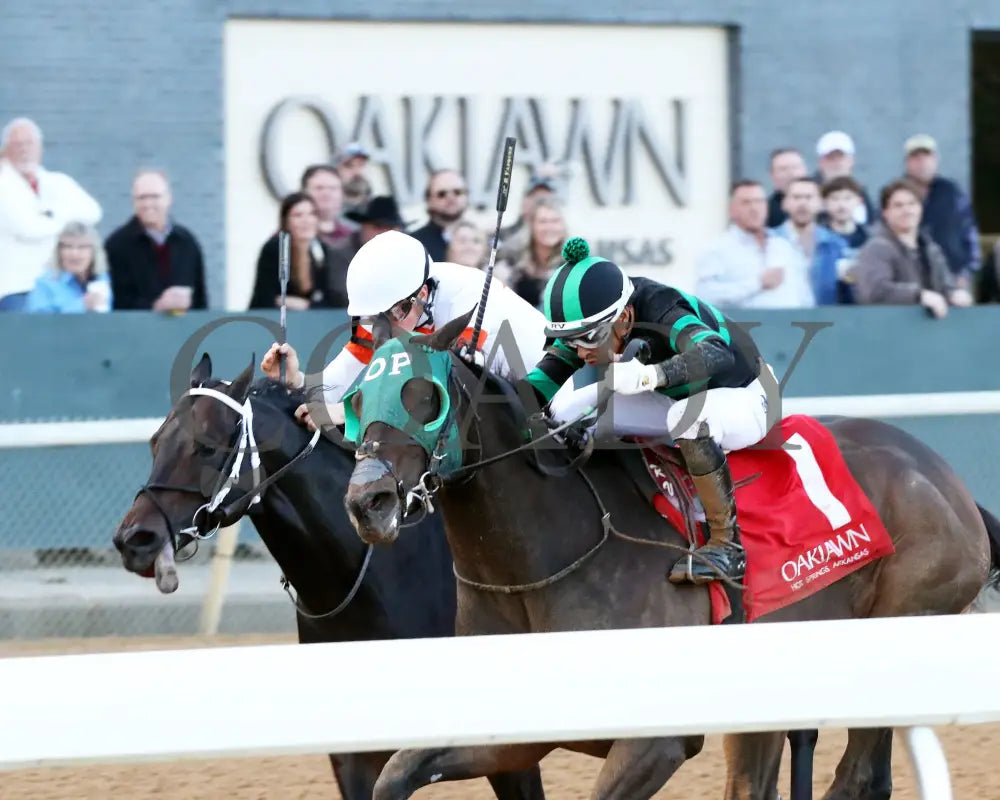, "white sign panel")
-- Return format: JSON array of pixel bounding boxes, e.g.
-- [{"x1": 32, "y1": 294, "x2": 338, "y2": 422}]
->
[{"x1": 224, "y1": 20, "x2": 731, "y2": 311}]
